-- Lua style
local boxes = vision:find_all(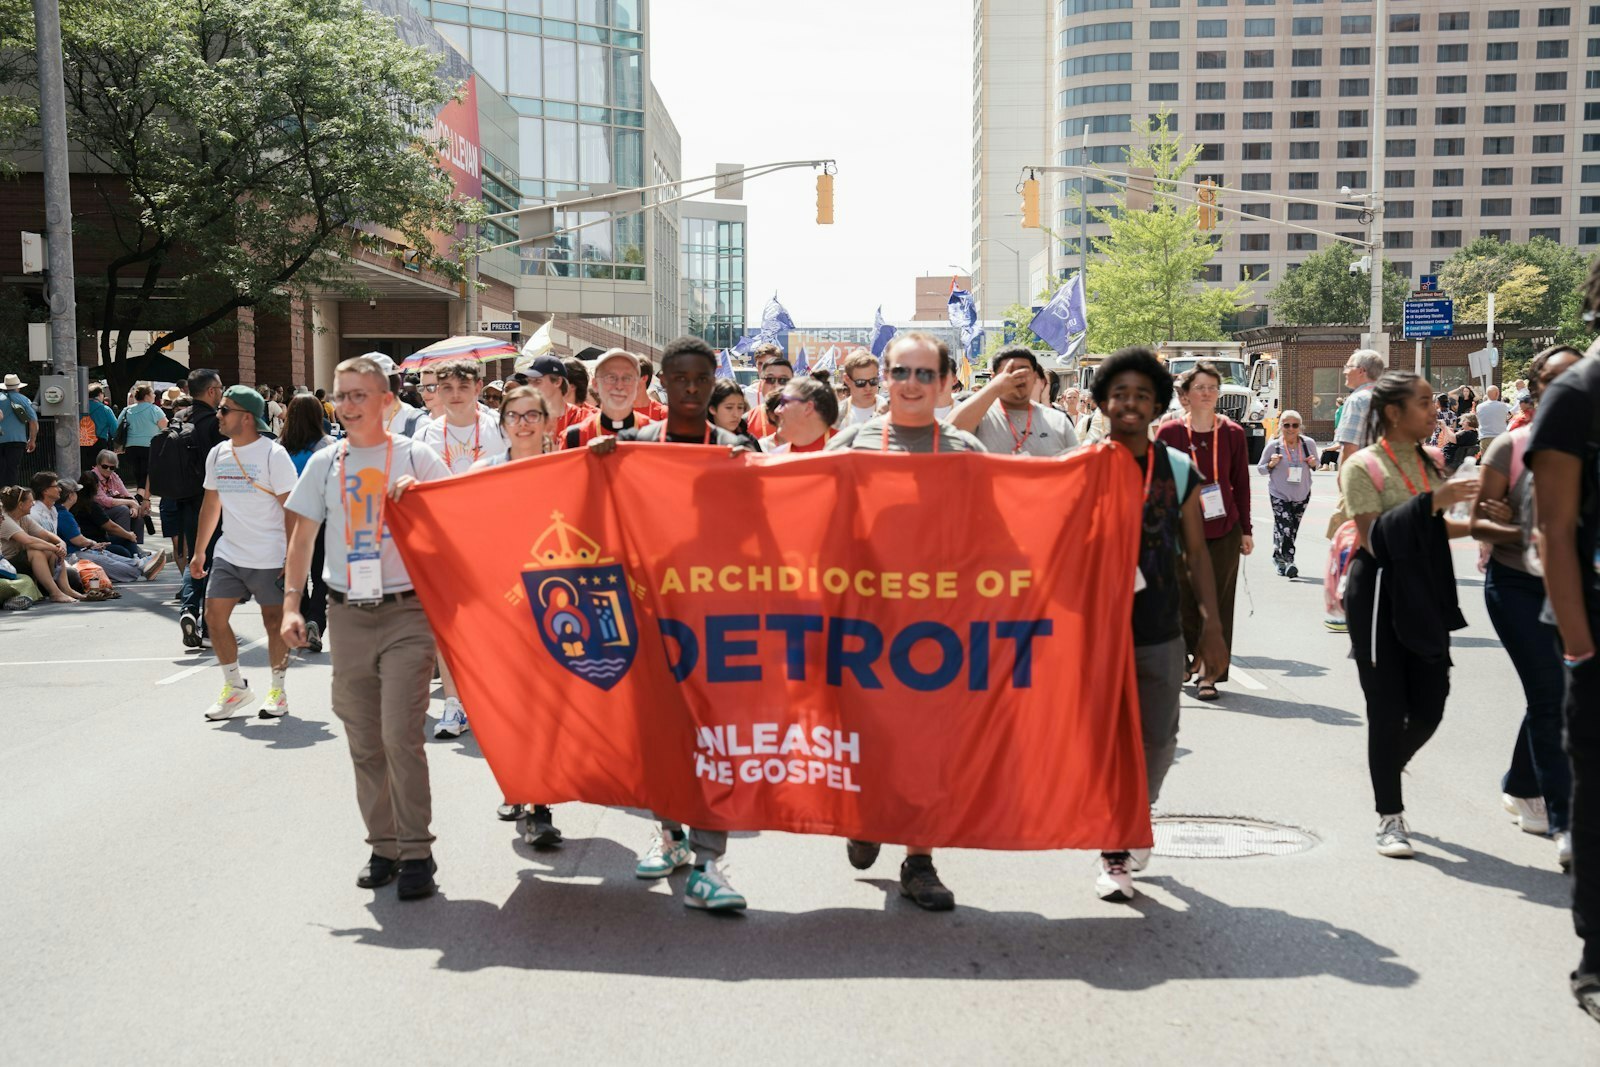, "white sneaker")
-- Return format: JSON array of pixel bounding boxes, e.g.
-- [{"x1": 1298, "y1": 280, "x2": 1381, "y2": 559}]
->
[
  {"x1": 204, "y1": 682, "x2": 256, "y2": 721},
  {"x1": 258, "y1": 688, "x2": 289, "y2": 719},
  {"x1": 434, "y1": 698, "x2": 469, "y2": 739},
  {"x1": 1129, "y1": 848, "x2": 1152, "y2": 873},
  {"x1": 1557, "y1": 831, "x2": 1573, "y2": 873},
  {"x1": 1502, "y1": 793, "x2": 1550, "y2": 835},
  {"x1": 1376, "y1": 814, "x2": 1415, "y2": 858},
  {"x1": 1096, "y1": 852, "x2": 1136, "y2": 902}
]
